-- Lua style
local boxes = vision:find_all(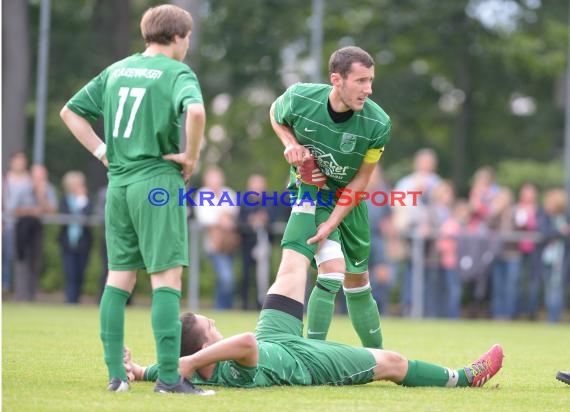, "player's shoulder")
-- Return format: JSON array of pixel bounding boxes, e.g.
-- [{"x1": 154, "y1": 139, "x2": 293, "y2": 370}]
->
[
  {"x1": 286, "y1": 82, "x2": 330, "y2": 98},
  {"x1": 106, "y1": 54, "x2": 143, "y2": 71},
  {"x1": 359, "y1": 98, "x2": 391, "y2": 128},
  {"x1": 107, "y1": 53, "x2": 193, "y2": 74}
]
